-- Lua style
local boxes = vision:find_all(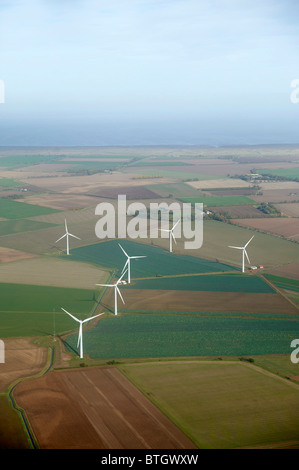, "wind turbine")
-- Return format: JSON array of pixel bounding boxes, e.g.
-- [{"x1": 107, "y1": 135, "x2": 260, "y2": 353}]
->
[
  {"x1": 118, "y1": 243, "x2": 146, "y2": 283},
  {"x1": 160, "y1": 219, "x2": 180, "y2": 253},
  {"x1": 96, "y1": 269, "x2": 127, "y2": 316},
  {"x1": 55, "y1": 219, "x2": 81, "y2": 255},
  {"x1": 61, "y1": 308, "x2": 105, "y2": 359},
  {"x1": 229, "y1": 235, "x2": 254, "y2": 273}
]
